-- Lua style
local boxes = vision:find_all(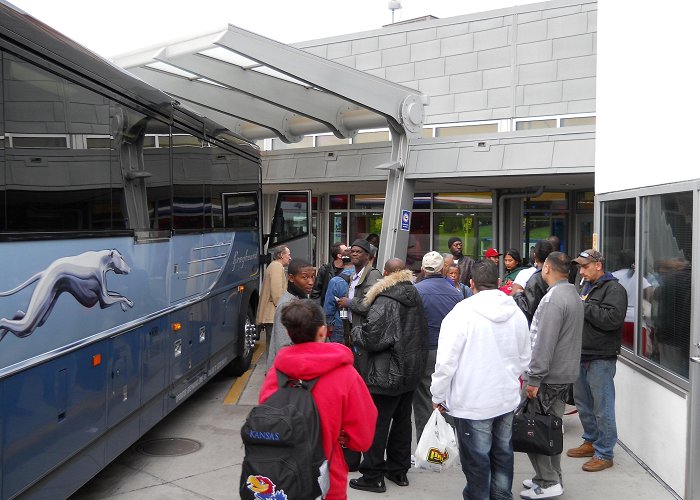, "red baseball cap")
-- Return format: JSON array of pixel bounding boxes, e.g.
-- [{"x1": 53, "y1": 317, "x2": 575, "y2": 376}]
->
[{"x1": 484, "y1": 248, "x2": 502, "y2": 258}]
